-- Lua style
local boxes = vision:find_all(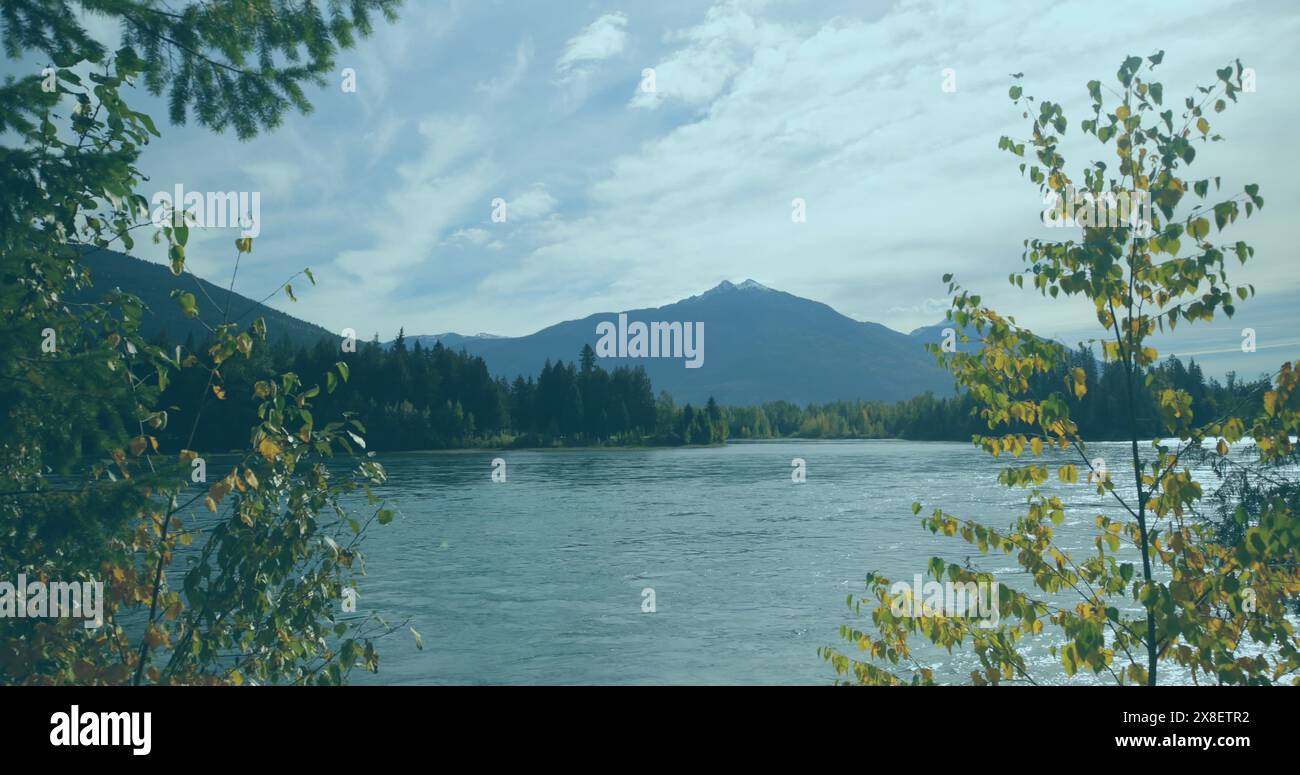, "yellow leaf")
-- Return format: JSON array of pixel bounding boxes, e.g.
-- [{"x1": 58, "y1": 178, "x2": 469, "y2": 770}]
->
[
  {"x1": 212, "y1": 384, "x2": 226, "y2": 400},
  {"x1": 208, "y1": 479, "x2": 231, "y2": 506},
  {"x1": 258, "y1": 437, "x2": 282, "y2": 461},
  {"x1": 1263, "y1": 392, "x2": 1278, "y2": 416}
]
